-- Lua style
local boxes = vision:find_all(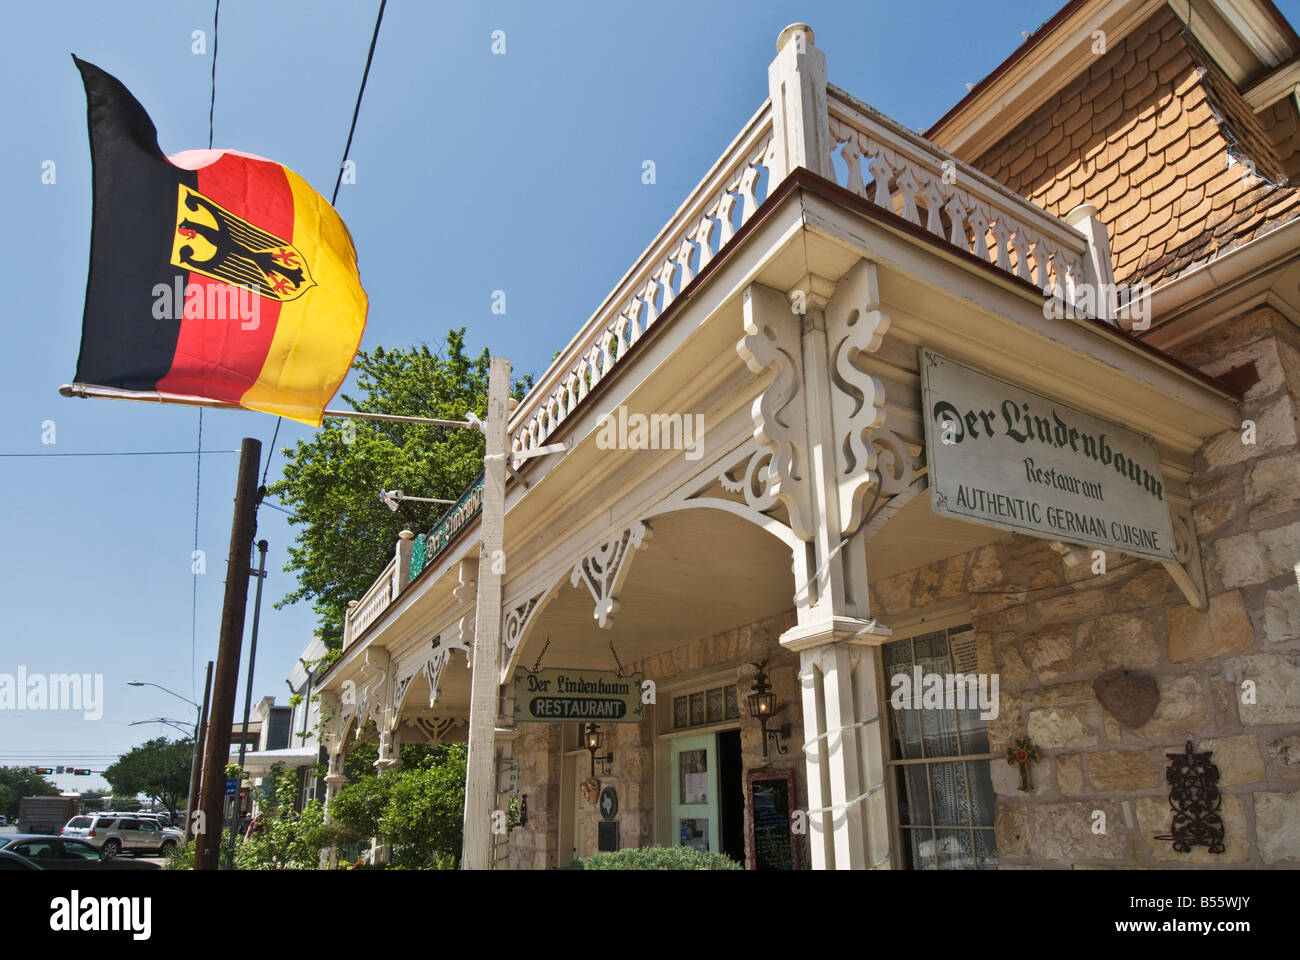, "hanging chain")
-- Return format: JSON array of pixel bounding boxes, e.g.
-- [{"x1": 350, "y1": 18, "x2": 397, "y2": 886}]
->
[
  {"x1": 531, "y1": 636, "x2": 551, "y2": 673},
  {"x1": 609, "y1": 640, "x2": 625, "y2": 677}
]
